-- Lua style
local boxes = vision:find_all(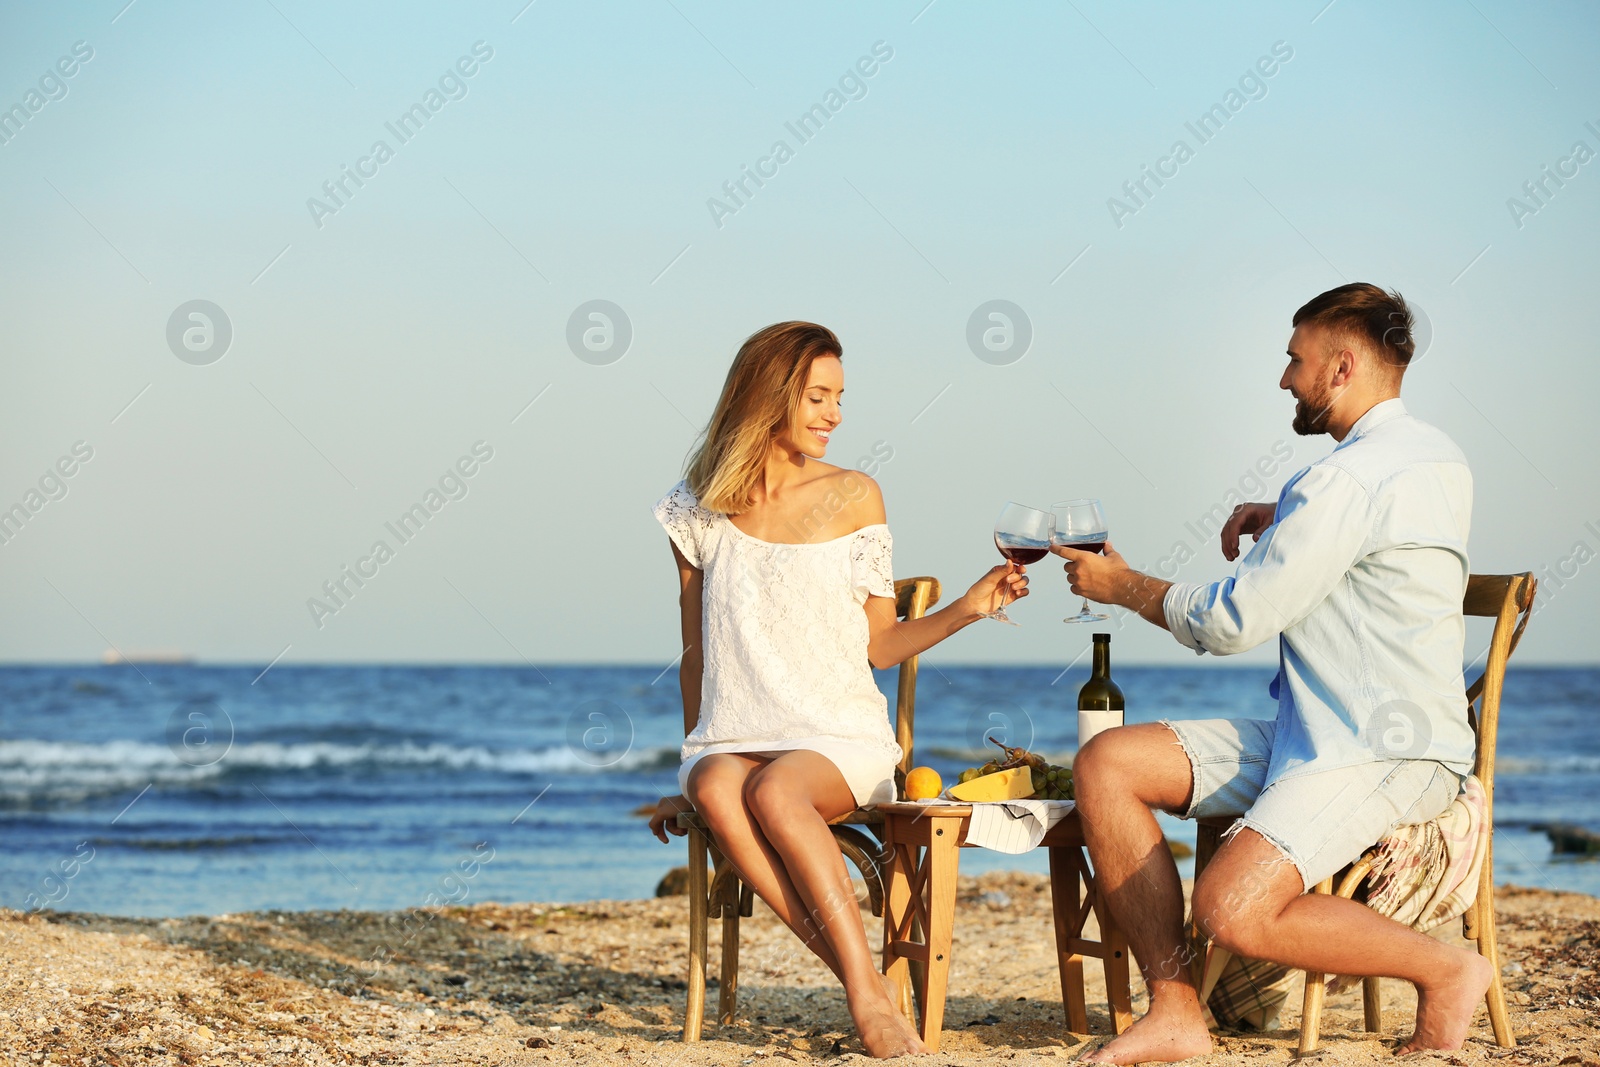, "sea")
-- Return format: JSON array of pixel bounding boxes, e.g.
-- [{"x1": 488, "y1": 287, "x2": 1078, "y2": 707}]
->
[{"x1": 1, "y1": 664, "x2": 1595, "y2": 919}]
